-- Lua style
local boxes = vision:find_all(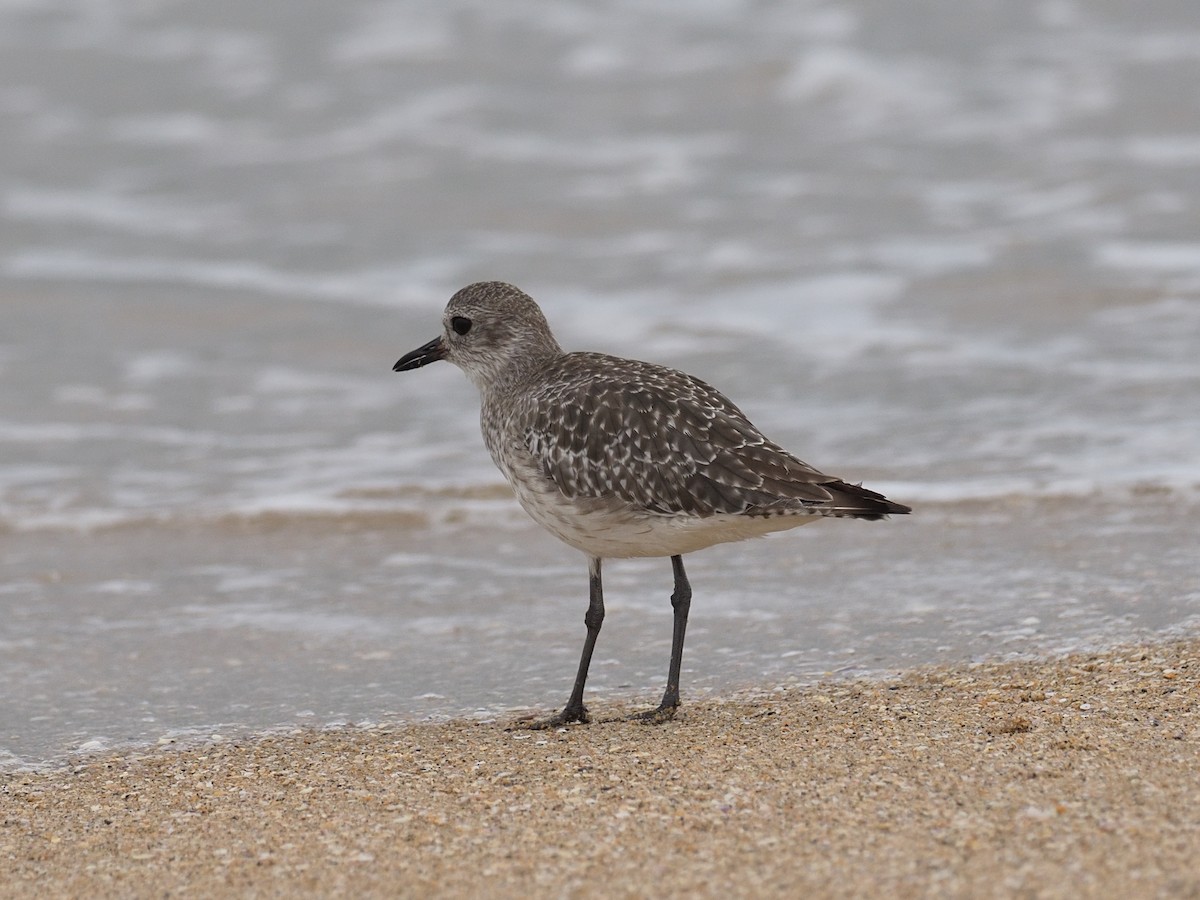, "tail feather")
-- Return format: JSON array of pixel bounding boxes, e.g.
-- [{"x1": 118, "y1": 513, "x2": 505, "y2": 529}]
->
[{"x1": 823, "y1": 480, "x2": 911, "y2": 520}]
